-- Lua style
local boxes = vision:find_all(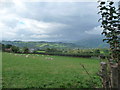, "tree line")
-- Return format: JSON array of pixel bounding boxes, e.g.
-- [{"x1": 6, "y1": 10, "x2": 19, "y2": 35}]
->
[
  {"x1": 0, "y1": 43, "x2": 110, "y2": 58},
  {"x1": 0, "y1": 43, "x2": 29, "y2": 53}
]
